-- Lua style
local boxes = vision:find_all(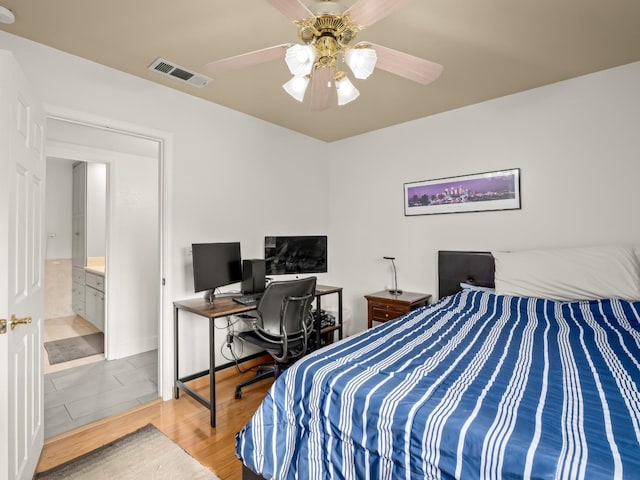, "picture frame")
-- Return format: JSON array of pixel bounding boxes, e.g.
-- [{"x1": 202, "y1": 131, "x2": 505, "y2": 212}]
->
[{"x1": 404, "y1": 168, "x2": 521, "y2": 216}]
